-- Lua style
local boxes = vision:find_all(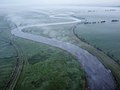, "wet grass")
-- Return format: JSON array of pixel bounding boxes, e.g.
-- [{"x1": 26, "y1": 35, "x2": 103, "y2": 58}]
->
[
  {"x1": 4, "y1": 8, "x2": 120, "y2": 89},
  {"x1": 14, "y1": 37, "x2": 85, "y2": 90},
  {"x1": 0, "y1": 13, "x2": 86, "y2": 90},
  {"x1": 0, "y1": 15, "x2": 17, "y2": 90},
  {"x1": 10, "y1": 11, "x2": 72, "y2": 26},
  {"x1": 23, "y1": 11, "x2": 120, "y2": 89}
]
